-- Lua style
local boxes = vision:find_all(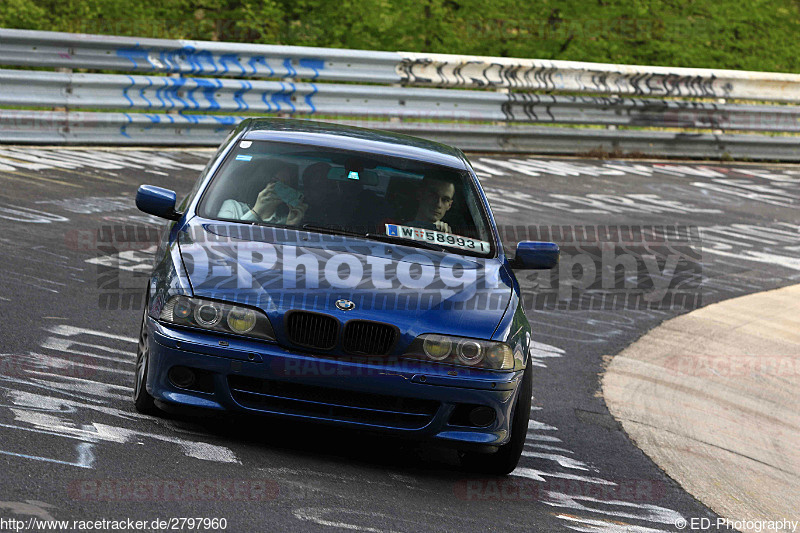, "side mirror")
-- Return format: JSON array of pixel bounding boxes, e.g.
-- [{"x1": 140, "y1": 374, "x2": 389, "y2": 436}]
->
[
  {"x1": 509, "y1": 242, "x2": 559, "y2": 269},
  {"x1": 136, "y1": 185, "x2": 181, "y2": 220}
]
